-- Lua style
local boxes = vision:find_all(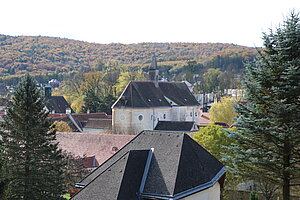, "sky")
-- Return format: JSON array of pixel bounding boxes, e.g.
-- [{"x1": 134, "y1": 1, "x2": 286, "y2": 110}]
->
[{"x1": 1, "y1": 0, "x2": 299, "y2": 47}]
